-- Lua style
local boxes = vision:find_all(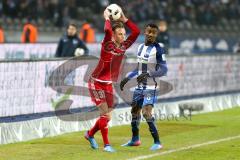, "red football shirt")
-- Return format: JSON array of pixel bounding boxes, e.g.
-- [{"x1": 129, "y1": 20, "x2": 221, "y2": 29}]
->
[{"x1": 91, "y1": 19, "x2": 140, "y2": 82}]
